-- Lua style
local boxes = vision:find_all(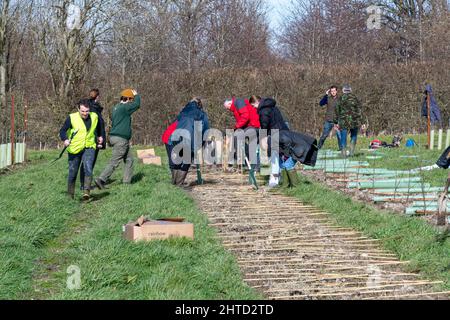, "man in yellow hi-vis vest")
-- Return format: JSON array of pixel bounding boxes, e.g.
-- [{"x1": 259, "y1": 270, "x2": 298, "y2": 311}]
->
[{"x1": 59, "y1": 100, "x2": 103, "y2": 200}]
